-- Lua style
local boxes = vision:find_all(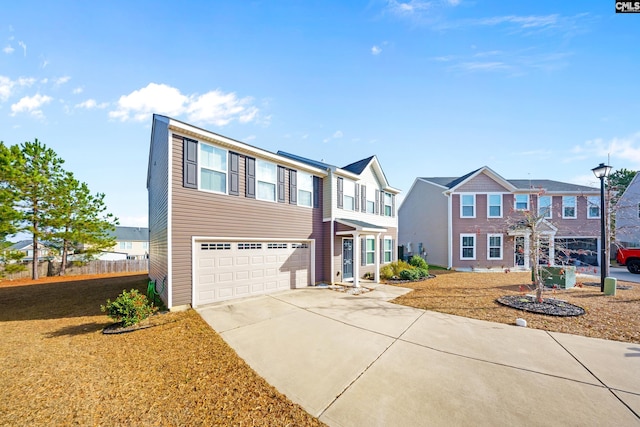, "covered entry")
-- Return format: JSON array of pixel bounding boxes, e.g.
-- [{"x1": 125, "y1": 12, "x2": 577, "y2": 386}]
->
[{"x1": 193, "y1": 238, "x2": 312, "y2": 306}]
